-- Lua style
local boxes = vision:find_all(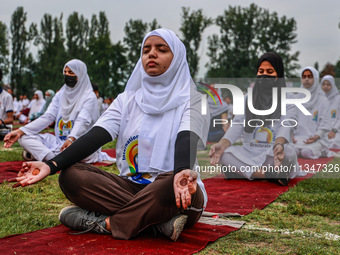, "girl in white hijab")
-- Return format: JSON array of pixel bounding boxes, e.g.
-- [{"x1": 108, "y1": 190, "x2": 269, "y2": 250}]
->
[
  {"x1": 209, "y1": 52, "x2": 301, "y2": 186},
  {"x1": 292, "y1": 67, "x2": 331, "y2": 159},
  {"x1": 42, "y1": 89, "x2": 55, "y2": 114},
  {"x1": 320, "y1": 75, "x2": 340, "y2": 148},
  {"x1": 7, "y1": 29, "x2": 209, "y2": 242},
  {"x1": 18, "y1": 90, "x2": 45, "y2": 124},
  {"x1": 4, "y1": 59, "x2": 113, "y2": 163},
  {"x1": 26, "y1": 90, "x2": 45, "y2": 122}
]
